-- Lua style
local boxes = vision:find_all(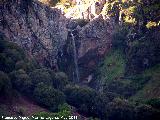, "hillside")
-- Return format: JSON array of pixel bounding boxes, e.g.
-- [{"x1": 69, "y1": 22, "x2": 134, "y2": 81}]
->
[{"x1": 0, "y1": 0, "x2": 160, "y2": 120}]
